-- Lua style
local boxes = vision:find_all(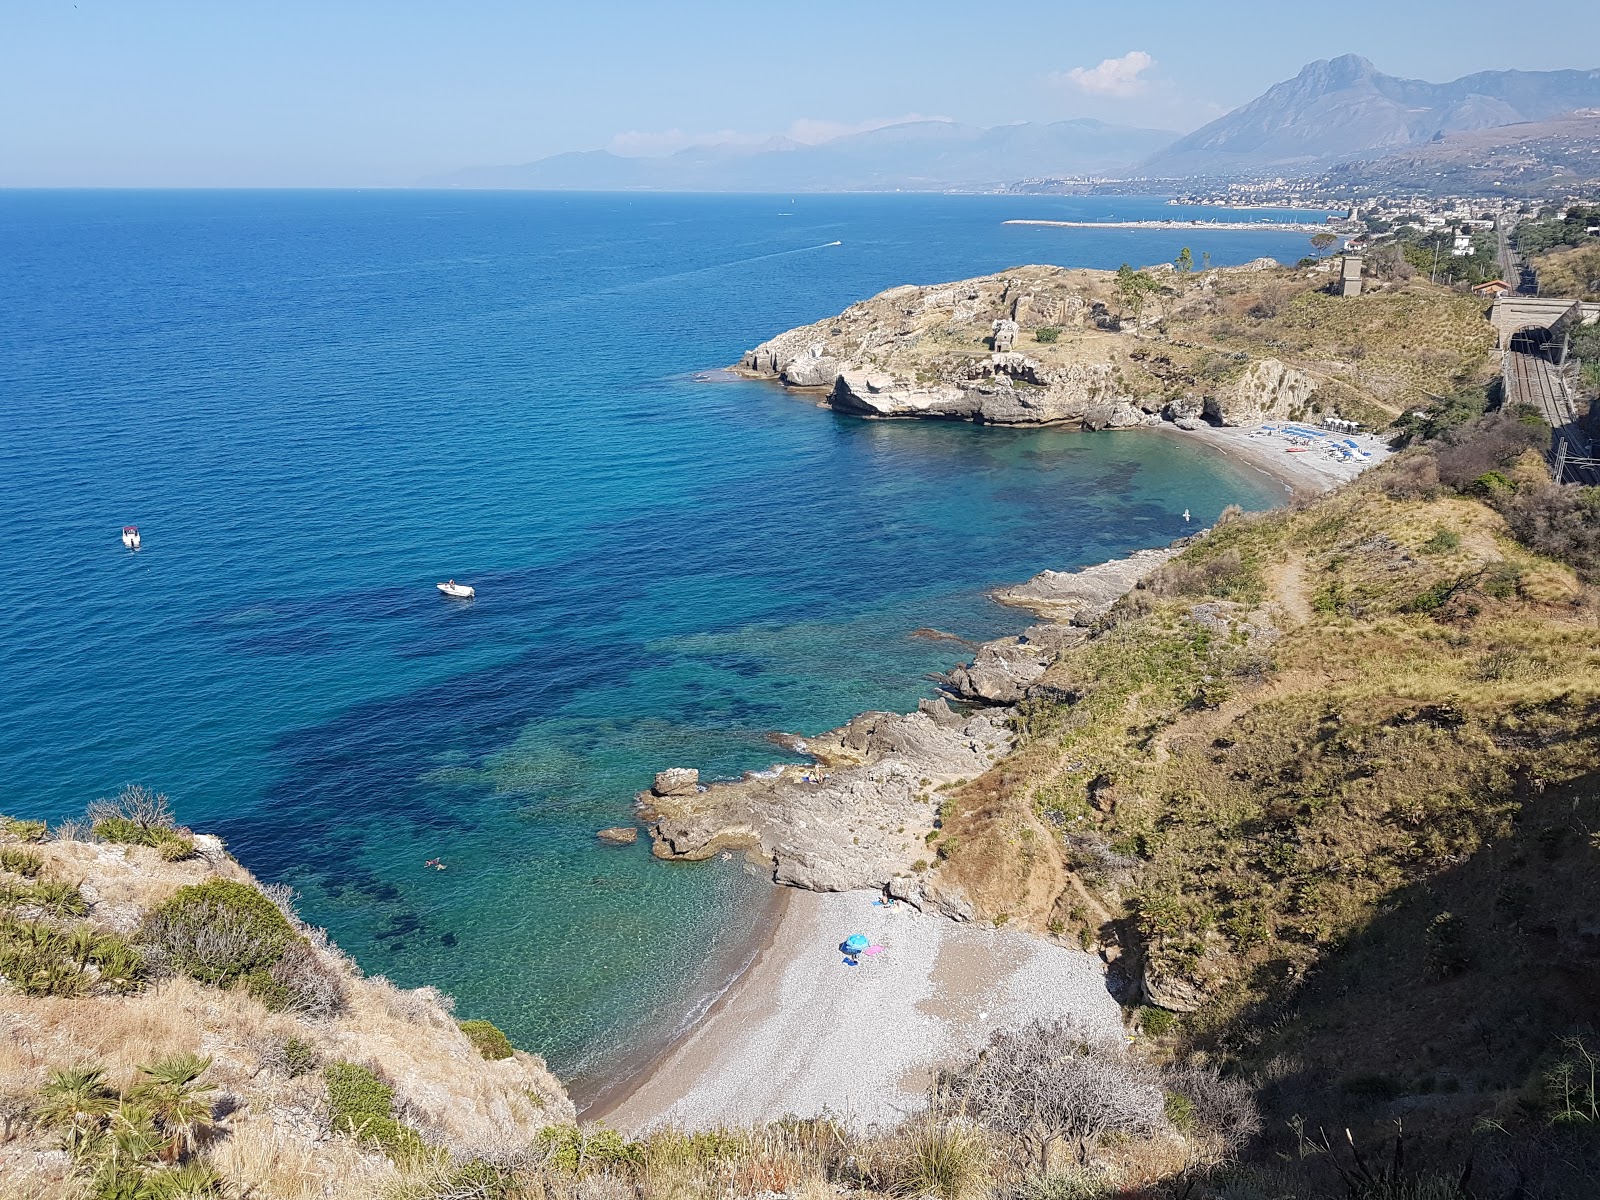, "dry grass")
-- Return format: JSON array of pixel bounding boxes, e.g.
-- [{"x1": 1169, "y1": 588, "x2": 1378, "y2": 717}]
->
[
  {"x1": 0, "y1": 827, "x2": 574, "y2": 1199},
  {"x1": 932, "y1": 470, "x2": 1600, "y2": 1146}
]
